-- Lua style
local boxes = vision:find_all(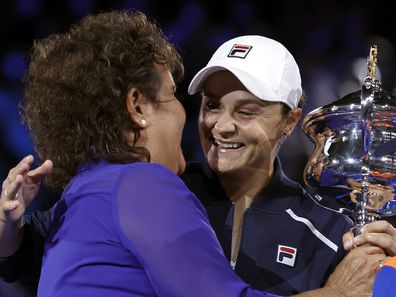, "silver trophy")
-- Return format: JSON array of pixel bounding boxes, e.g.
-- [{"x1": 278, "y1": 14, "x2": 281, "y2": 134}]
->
[{"x1": 303, "y1": 46, "x2": 396, "y2": 234}]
